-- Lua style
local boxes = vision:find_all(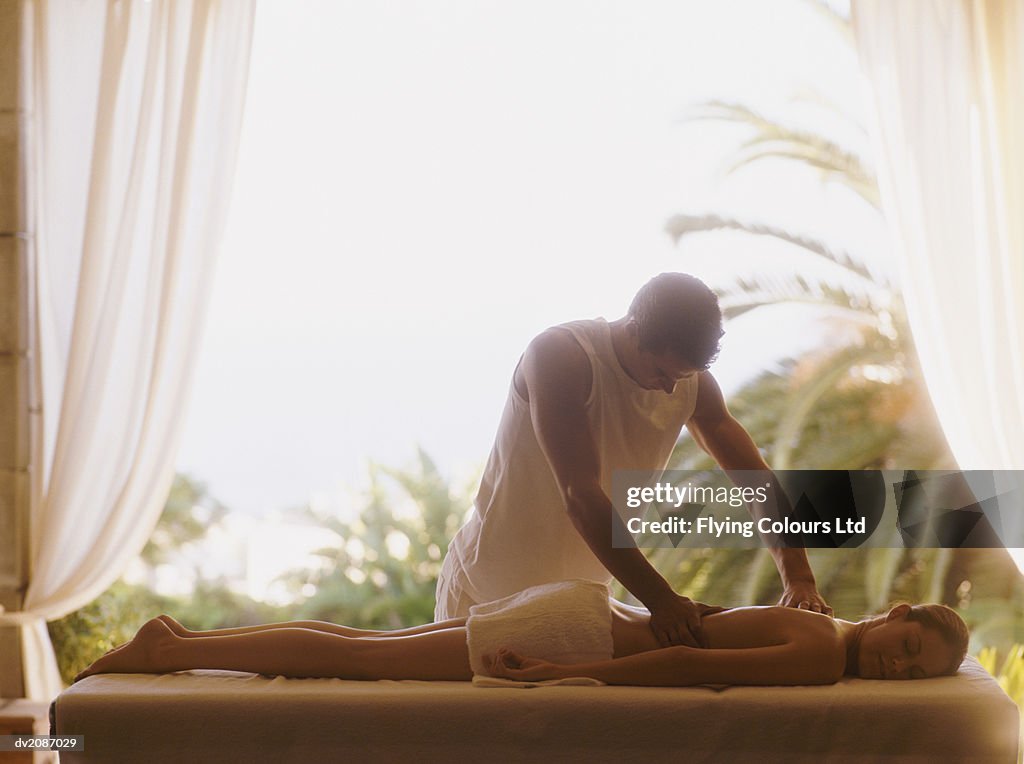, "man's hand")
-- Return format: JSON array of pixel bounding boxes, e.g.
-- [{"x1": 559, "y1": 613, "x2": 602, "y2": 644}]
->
[
  {"x1": 647, "y1": 594, "x2": 726, "y2": 648},
  {"x1": 778, "y1": 580, "x2": 832, "y2": 616}
]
